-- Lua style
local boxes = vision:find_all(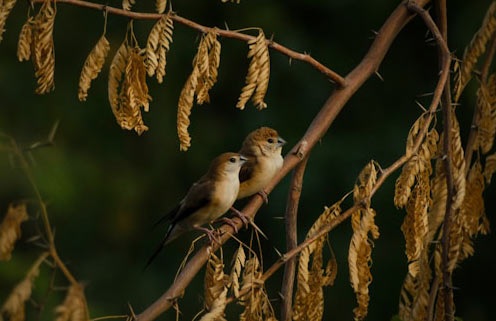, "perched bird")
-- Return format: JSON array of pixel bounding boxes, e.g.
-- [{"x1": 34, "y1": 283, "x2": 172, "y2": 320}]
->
[
  {"x1": 146, "y1": 152, "x2": 248, "y2": 268},
  {"x1": 237, "y1": 127, "x2": 286, "y2": 202}
]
